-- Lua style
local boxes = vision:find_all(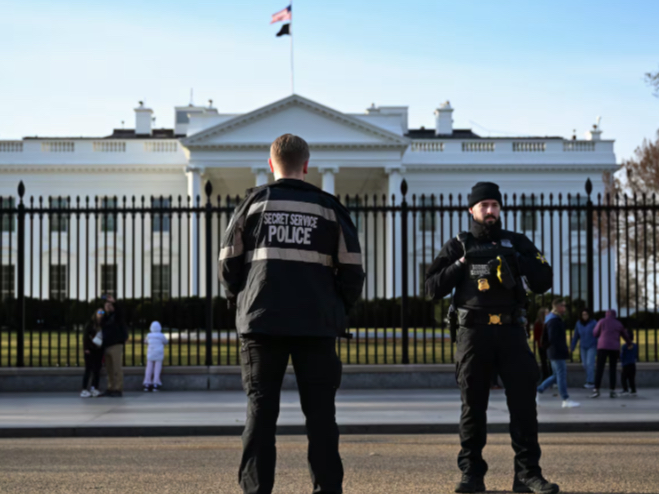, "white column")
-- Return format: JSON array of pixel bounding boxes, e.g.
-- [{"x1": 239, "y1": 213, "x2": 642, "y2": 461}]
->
[
  {"x1": 319, "y1": 167, "x2": 339, "y2": 195},
  {"x1": 385, "y1": 167, "x2": 405, "y2": 298},
  {"x1": 251, "y1": 167, "x2": 270, "y2": 187},
  {"x1": 186, "y1": 165, "x2": 203, "y2": 296}
]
